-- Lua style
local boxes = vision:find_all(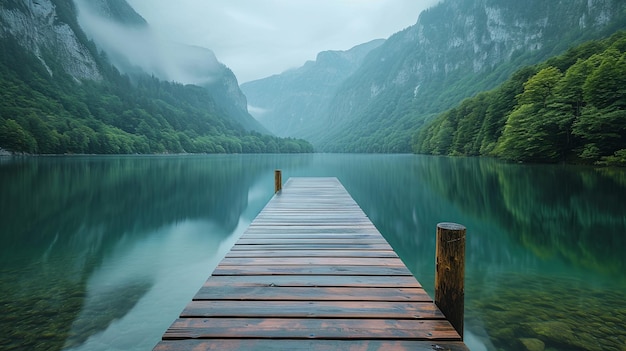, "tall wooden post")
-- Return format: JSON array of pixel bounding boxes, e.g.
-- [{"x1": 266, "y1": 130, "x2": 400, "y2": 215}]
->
[
  {"x1": 435, "y1": 222, "x2": 466, "y2": 339},
  {"x1": 274, "y1": 170, "x2": 282, "y2": 193}
]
